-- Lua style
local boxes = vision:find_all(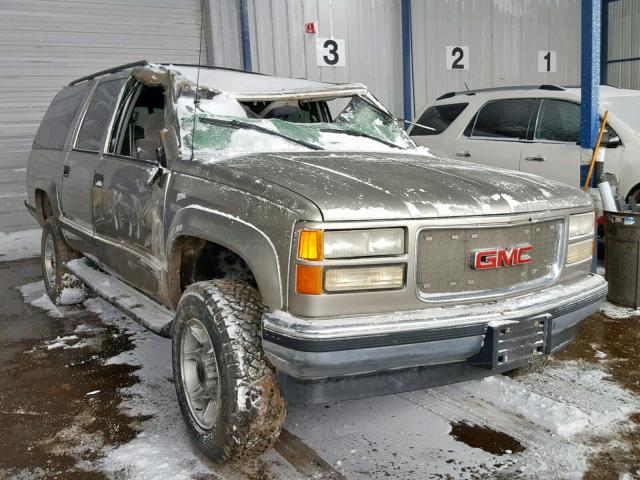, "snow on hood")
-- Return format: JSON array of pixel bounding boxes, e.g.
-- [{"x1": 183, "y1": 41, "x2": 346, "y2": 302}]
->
[{"x1": 214, "y1": 151, "x2": 591, "y2": 221}]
